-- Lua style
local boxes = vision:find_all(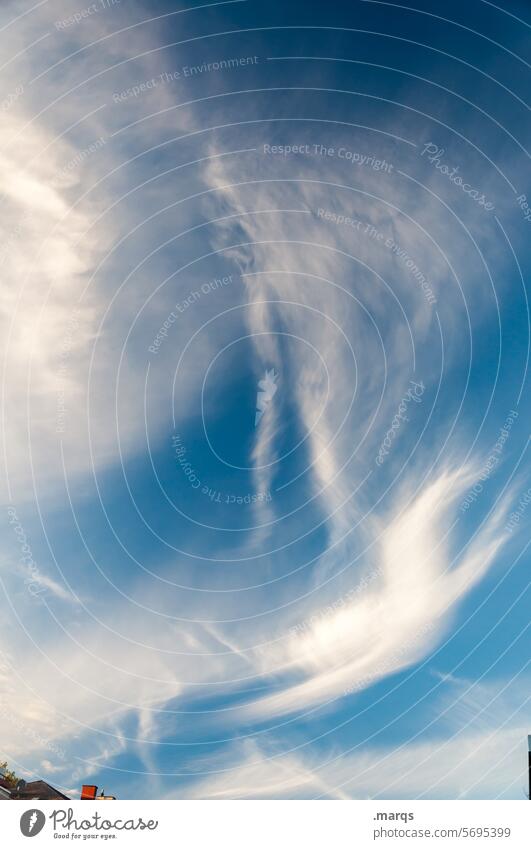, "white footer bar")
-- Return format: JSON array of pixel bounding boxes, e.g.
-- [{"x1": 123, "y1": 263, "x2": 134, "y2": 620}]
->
[{"x1": 1, "y1": 799, "x2": 529, "y2": 847}]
